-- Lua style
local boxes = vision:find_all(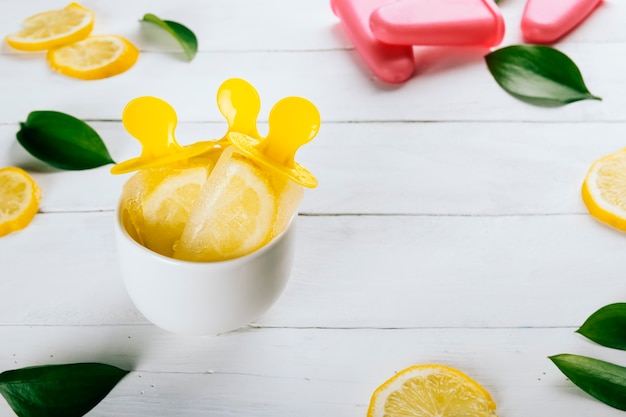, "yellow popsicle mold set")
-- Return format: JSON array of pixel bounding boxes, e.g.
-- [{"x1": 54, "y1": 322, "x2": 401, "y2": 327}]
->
[{"x1": 110, "y1": 78, "x2": 320, "y2": 188}]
